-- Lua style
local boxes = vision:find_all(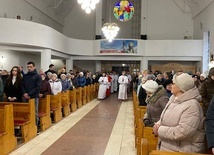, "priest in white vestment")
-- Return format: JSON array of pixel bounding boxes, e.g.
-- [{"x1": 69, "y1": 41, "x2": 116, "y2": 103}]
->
[
  {"x1": 98, "y1": 73, "x2": 108, "y2": 99},
  {"x1": 118, "y1": 71, "x2": 129, "y2": 100}
]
